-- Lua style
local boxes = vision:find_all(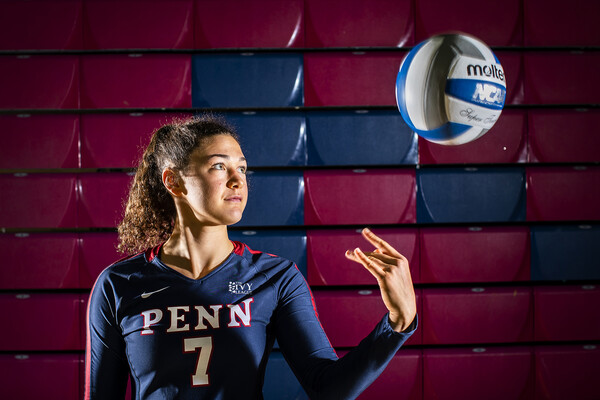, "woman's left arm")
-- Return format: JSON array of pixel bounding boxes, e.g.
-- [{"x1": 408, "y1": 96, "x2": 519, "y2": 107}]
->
[{"x1": 273, "y1": 228, "x2": 417, "y2": 399}]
